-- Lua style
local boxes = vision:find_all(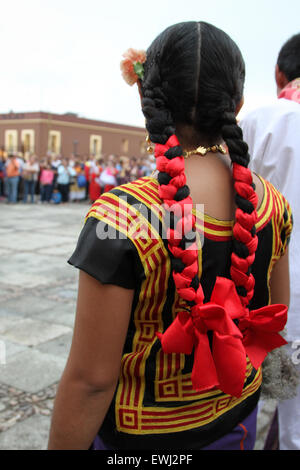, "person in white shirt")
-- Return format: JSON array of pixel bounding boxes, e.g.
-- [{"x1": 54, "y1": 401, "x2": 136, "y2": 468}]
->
[
  {"x1": 240, "y1": 33, "x2": 300, "y2": 450},
  {"x1": 57, "y1": 158, "x2": 76, "y2": 203}
]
